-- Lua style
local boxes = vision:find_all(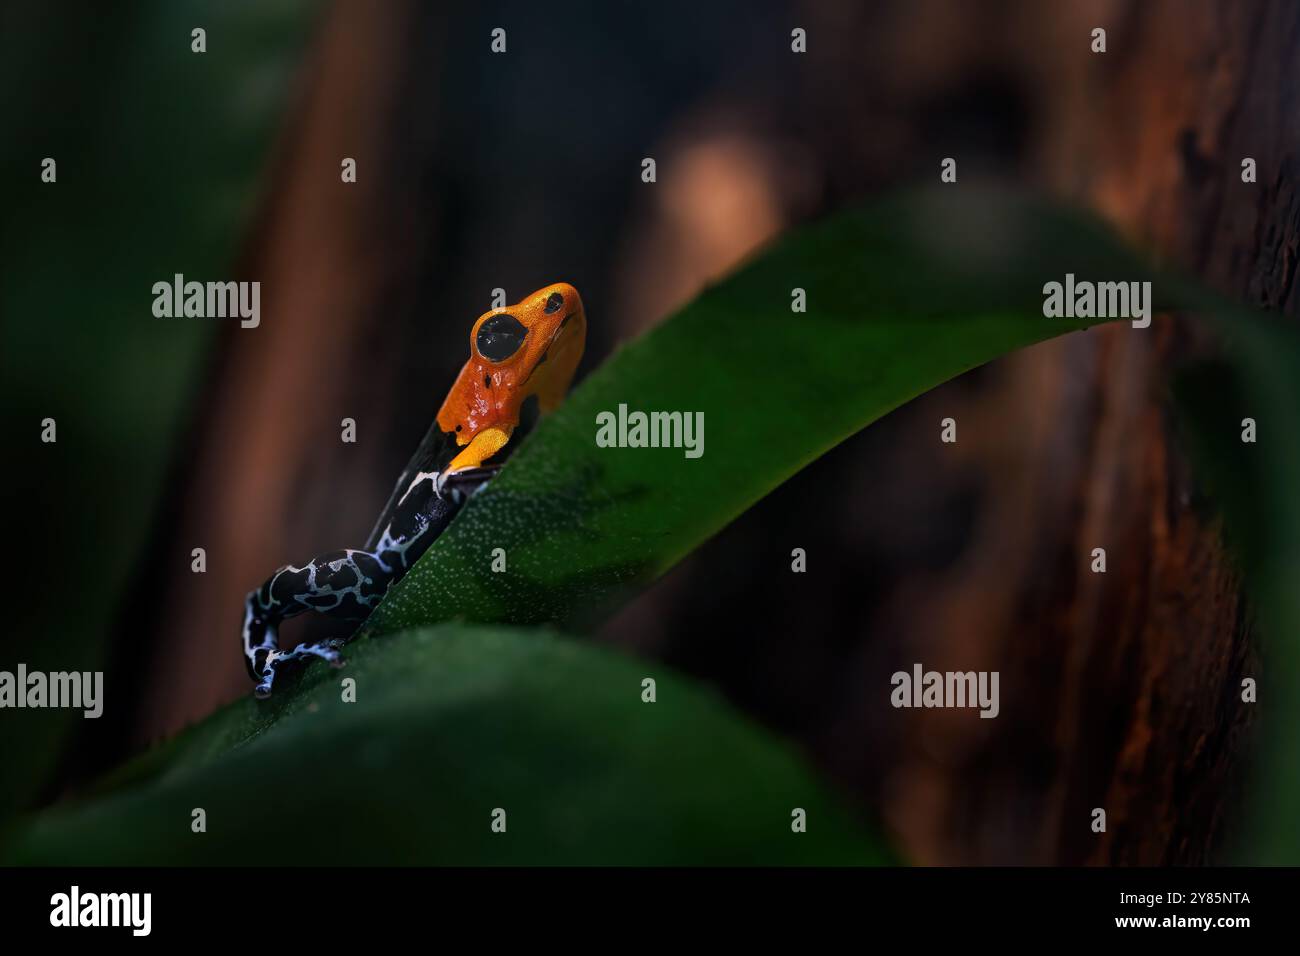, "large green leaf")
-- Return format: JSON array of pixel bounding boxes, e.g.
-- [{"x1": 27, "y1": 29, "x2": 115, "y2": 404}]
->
[
  {"x1": 1, "y1": 625, "x2": 886, "y2": 865},
  {"x1": 363, "y1": 187, "x2": 1172, "y2": 637}
]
